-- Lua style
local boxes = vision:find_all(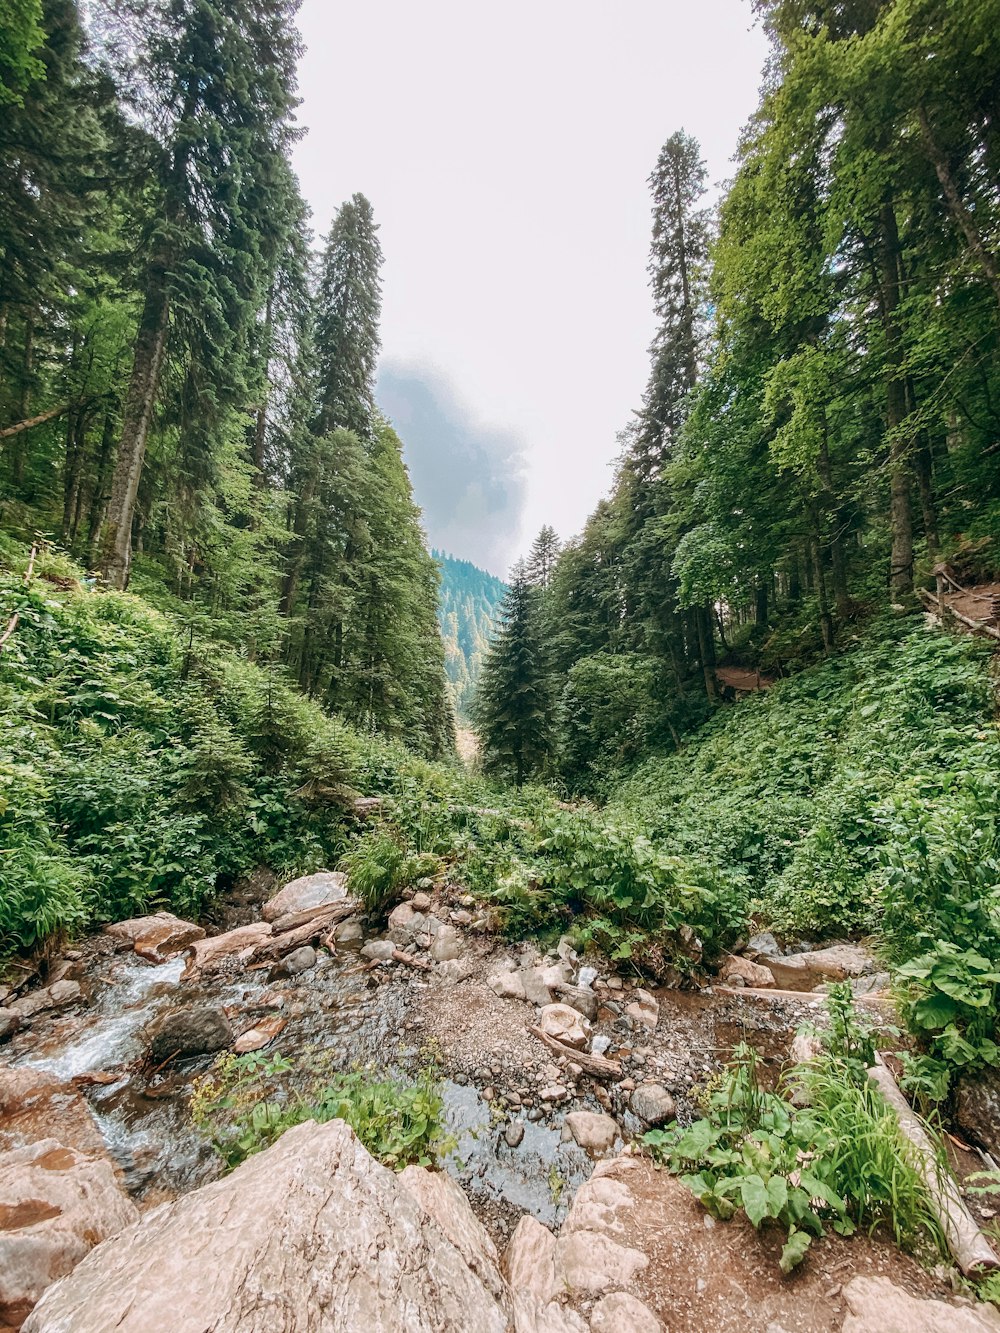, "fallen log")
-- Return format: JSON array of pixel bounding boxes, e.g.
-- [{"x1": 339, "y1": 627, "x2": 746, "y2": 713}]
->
[
  {"x1": 869, "y1": 1055, "x2": 1000, "y2": 1275},
  {"x1": 249, "y1": 901, "x2": 357, "y2": 962},
  {"x1": 527, "y1": 1024, "x2": 622, "y2": 1081},
  {"x1": 271, "y1": 902, "x2": 354, "y2": 935}
]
